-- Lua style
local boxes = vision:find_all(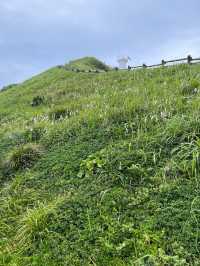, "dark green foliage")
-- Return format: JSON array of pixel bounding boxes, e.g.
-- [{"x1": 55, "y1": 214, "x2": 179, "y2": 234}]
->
[
  {"x1": 1, "y1": 143, "x2": 44, "y2": 177},
  {"x1": 24, "y1": 126, "x2": 46, "y2": 142},
  {"x1": 31, "y1": 96, "x2": 45, "y2": 107},
  {"x1": 48, "y1": 107, "x2": 72, "y2": 120},
  {"x1": 180, "y1": 80, "x2": 200, "y2": 95},
  {"x1": 57, "y1": 65, "x2": 64, "y2": 69},
  {"x1": 1, "y1": 83, "x2": 18, "y2": 92},
  {"x1": 1, "y1": 61, "x2": 200, "y2": 265}
]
